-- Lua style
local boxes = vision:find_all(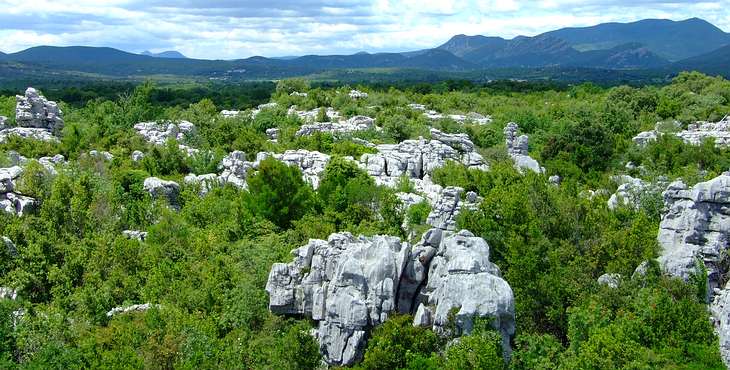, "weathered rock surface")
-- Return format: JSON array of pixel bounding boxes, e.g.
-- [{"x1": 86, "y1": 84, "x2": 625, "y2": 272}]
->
[
  {"x1": 426, "y1": 187, "x2": 481, "y2": 231},
  {"x1": 632, "y1": 130, "x2": 658, "y2": 147},
  {"x1": 184, "y1": 173, "x2": 221, "y2": 195},
  {"x1": 89, "y1": 150, "x2": 114, "y2": 161},
  {"x1": 607, "y1": 175, "x2": 652, "y2": 210},
  {"x1": 265, "y1": 229, "x2": 514, "y2": 366},
  {"x1": 657, "y1": 173, "x2": 730, "y2": 296},
  {"x1": 0, "y1": 166, "x2": 37, "y2": 216},
  {"x1": 15, "y1": 87, "x2": 64, "y2": 132},
  {"x1": 268, "y1": 150, "x2": 331, "y2": 189},
  {"x1": 0, "y1": 116, "x2": 6, "y2": 130},
  {"x1": 133, "y1": 121, "x2": 199, "y2": 156},
  {"x1": 288, "y1": 106, "x2": 341, "y2": 123},
  {"x1": 143, "y1": 177, "x2": 180, "y2": 207},
  {"x1": 295, "y1": 115, "x2": 376, "y2": 137},
  {"x1": 131, "y1": 150, "x2": 145, "y2": 162},
  {"x1": 677, "y1": 116, "x2": 730, "y2": 147},
  {"x1": 504, "y1": 123, "x2": 544, "y2": 174},
  {"x1": 422, "y1": 110, "x2": 492, "y2": 125},
  {"x1": 0, "y1": 287, "x2": 17, "y2": 300}
]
